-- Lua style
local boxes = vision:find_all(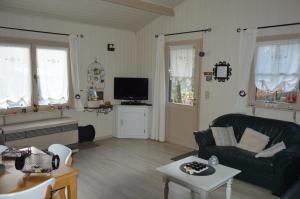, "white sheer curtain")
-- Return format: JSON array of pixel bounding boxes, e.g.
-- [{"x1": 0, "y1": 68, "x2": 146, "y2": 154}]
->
[
  {"x1": 0, "y1": 44, "x2": 32, "y2": 109},
  {"x1": 169, "y1": 45, "x2": 195, "y2": 105},
  {"x1": 69, "y1": 34, "x2": 84, "y2": 111},
  {"x1": 236, "y1": 29, "x2": 258, "y2": 113},
  {"x1": 36, "y1": 47, "x2": 69, "y2": 105},
  {"x1": 170, "y1": 45, "x2": 195, "y2": 77},
  {"x1": 151, "y1": 35, "x2": 166, "y2": 142},
  {"x1": 255, "y1": 39, "x2": 300, "y2": 92}
]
